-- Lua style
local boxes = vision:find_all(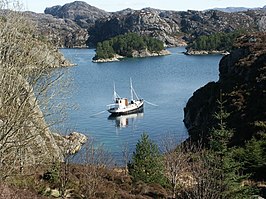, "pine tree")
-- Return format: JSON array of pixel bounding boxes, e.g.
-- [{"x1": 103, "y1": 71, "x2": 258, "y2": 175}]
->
[
  {"x1": 128, "y1": 133, "x2": 166, "y2": 185},
  {"x1": 209, "y1": 93, "x2": 255, "y2": 199}
]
